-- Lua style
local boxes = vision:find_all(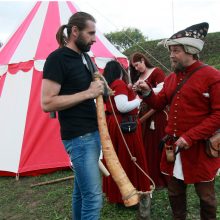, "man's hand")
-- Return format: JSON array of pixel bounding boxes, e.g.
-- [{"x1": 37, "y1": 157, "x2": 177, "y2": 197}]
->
[
  {"x1": 88, "y1": 80, "x2": 104, "y2": 98},
  {"x1": 175, "y1": 137, "x2": 190, "y2": 149},
  {"x1": 132, "y1": 80, "x2": 151, "y2": 93}
]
